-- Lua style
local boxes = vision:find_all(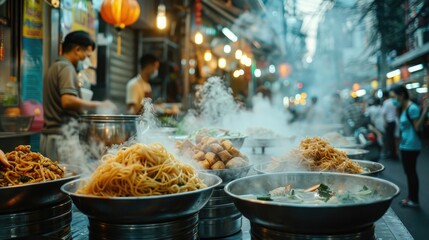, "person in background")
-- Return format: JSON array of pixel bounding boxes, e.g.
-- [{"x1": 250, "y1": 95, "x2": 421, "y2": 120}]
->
[
  {"x1": 365, "y1": 97, "x2": 384, "y2": 146},
  {"x1": 126, "y1": 54, "x2": 160, "y2": 114},
  {"x1": 381, "y1": 90, "x2": 398, "y2": 160},
  {"x1": 305, "y1": 96, "x2": 320, "y2": 122},
  {"x1": 343, "y1": 97, "x2": 365, "y2": 135},
  {"x1": 390, "y1": 85, "x2": 429, "y2": 208},
  {"x1": 41, "y1": 31, "x2": 116, "y2": 162}
]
